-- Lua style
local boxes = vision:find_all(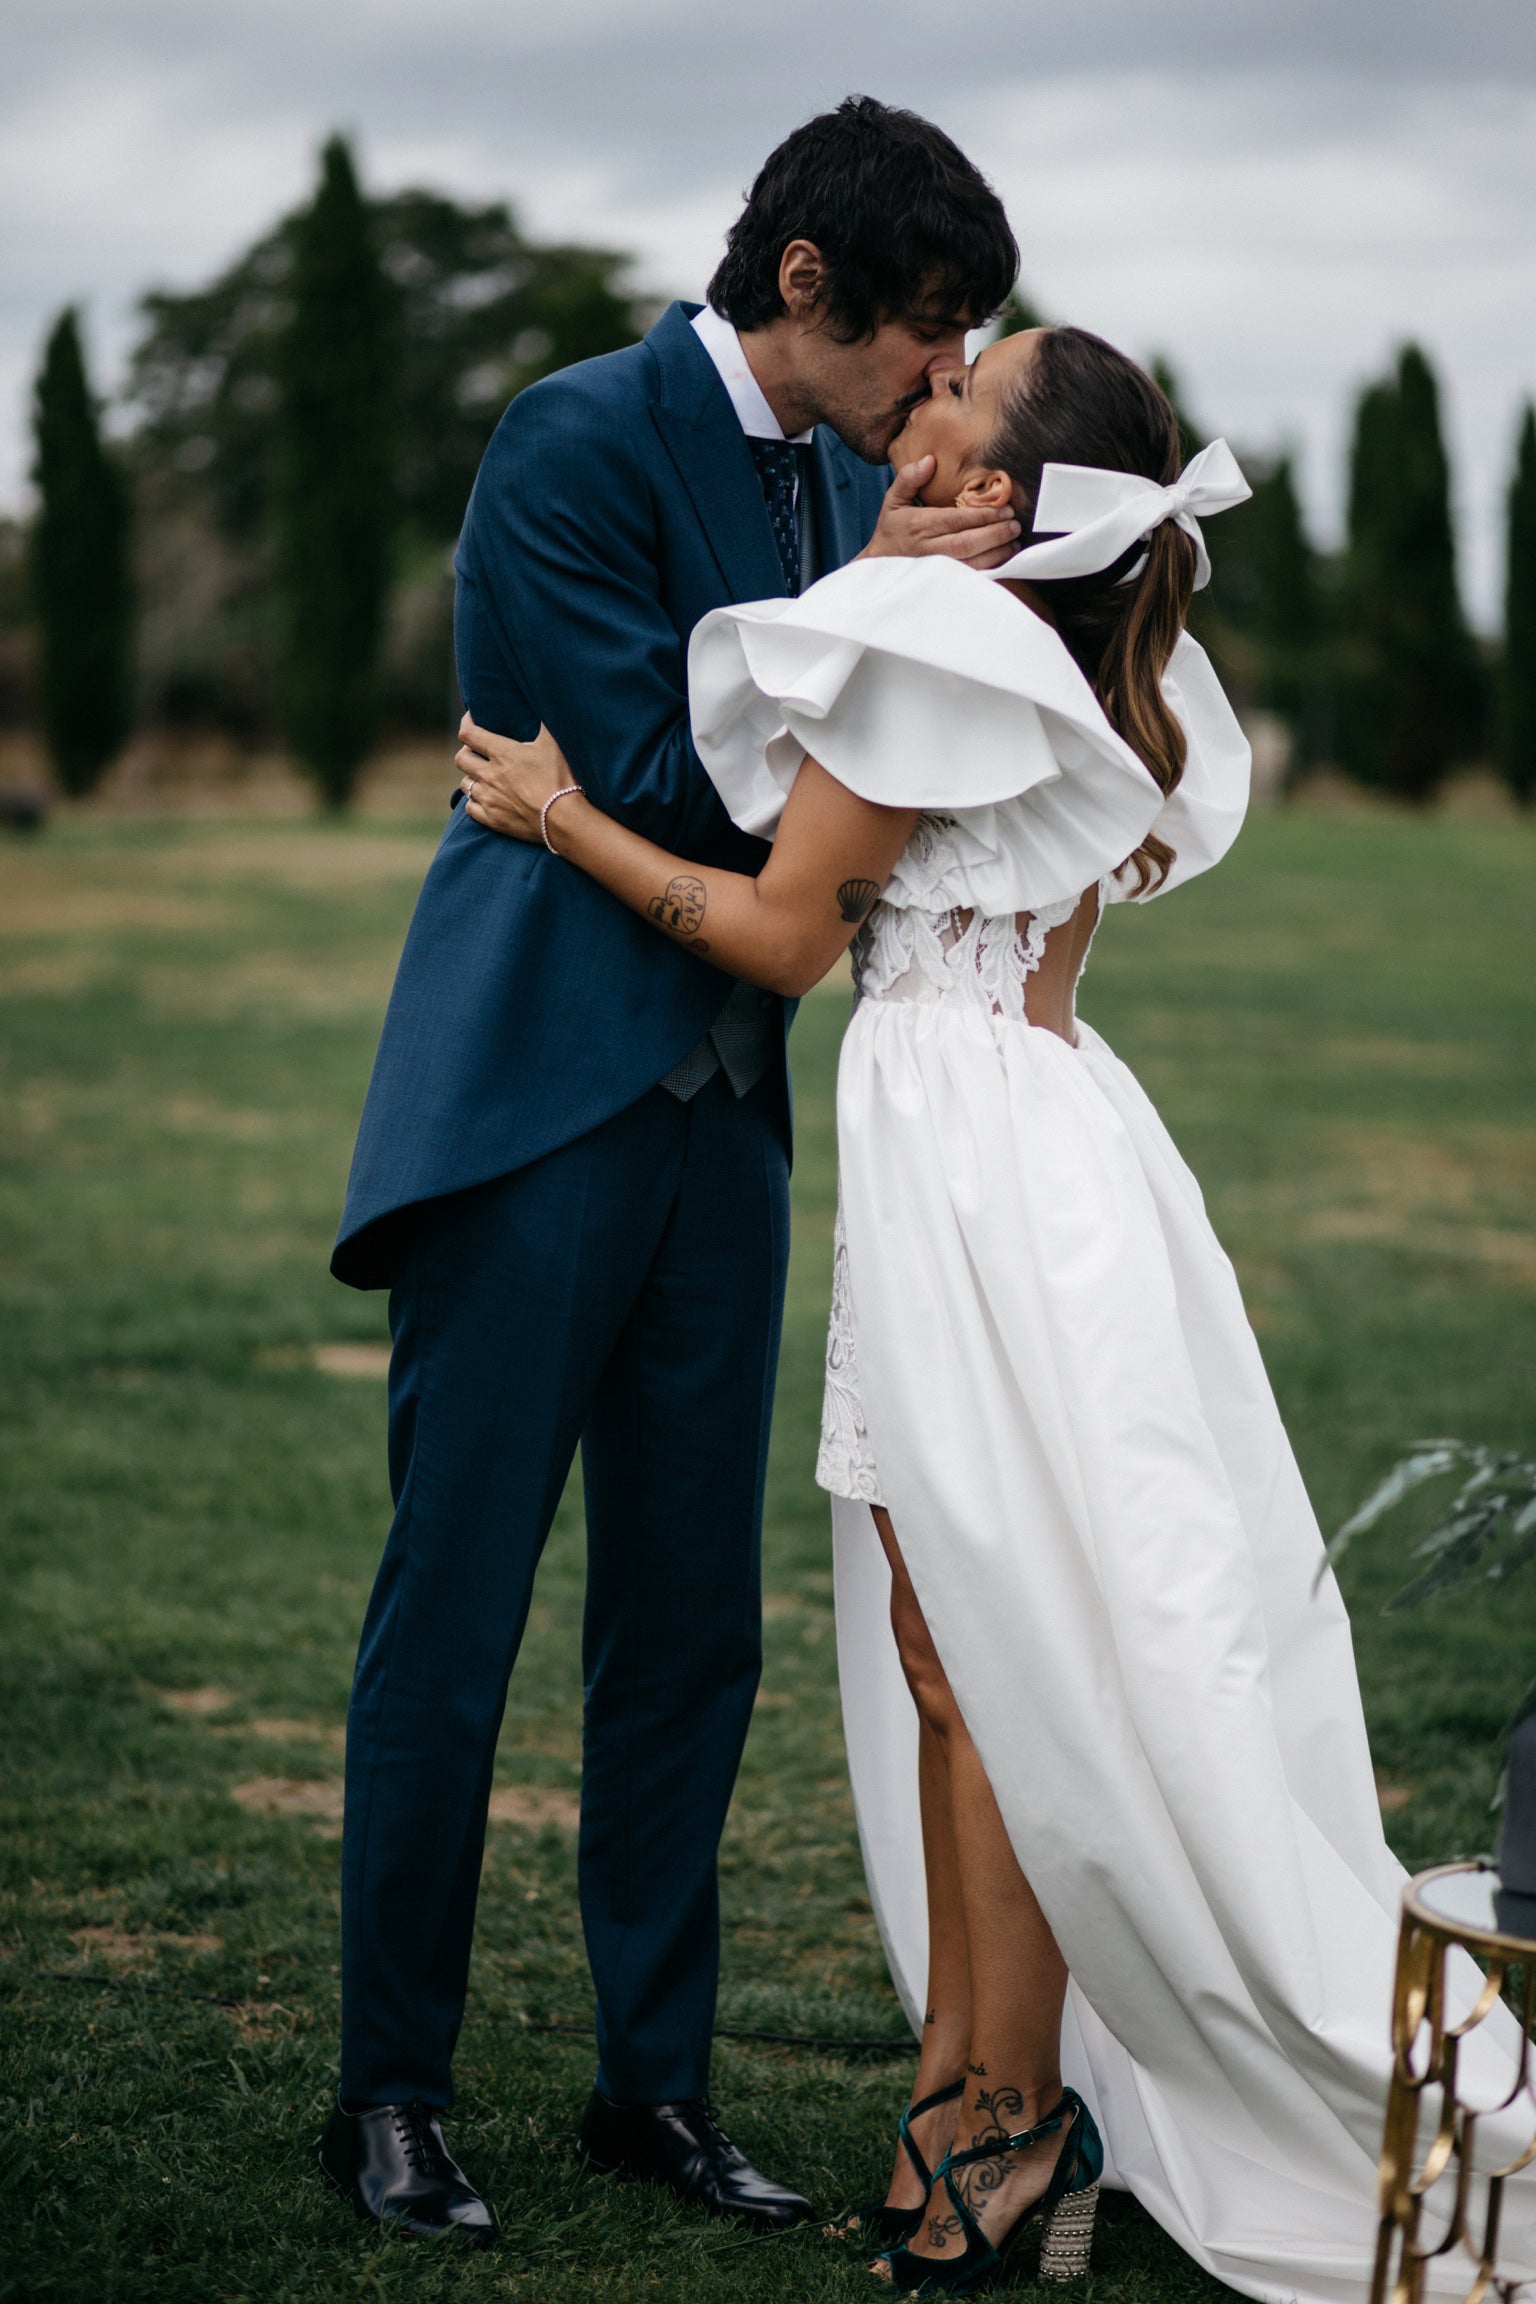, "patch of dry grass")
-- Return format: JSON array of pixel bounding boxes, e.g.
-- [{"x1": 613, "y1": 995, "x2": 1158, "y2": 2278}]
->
[{"x1": 68, "y1": 1926, "x2": 224, "y2": 1964}]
